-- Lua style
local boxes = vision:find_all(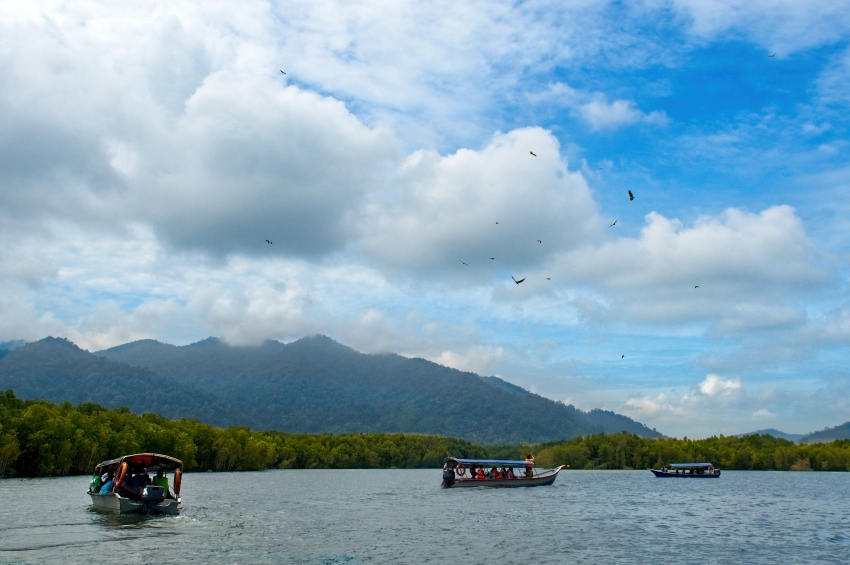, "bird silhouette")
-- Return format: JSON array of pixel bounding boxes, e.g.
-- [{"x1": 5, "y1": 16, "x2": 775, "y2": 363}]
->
[
  {"x1": 511, "y1": 276, "x2": 525, "y2": 285},
  {"x1": 621, "y1": 354, "x2": 625, "y2": 358},
  {"x1": 459, "y1": 260, "x2": 469, "y2": 266},
  {"x1": 495, "y1": 222, "x2": 499, "y2": 224},
  {"x1": 695, "y1": 285, "x2": 699, "y2": 288},
  {"x1": 546, "y1": 277, "x2": 551, "y2": 280},
  {"x1": 280, "y1": 70, "x2": 287, "y2": 74},
  {"x1": 628, "y1": 190, "x2": 634, "y2": 201},
  {"x1": 530, "y1": 151, "x2": 537, "y2": 157},
  {"x1": 265, "y1": 240, "x2": 273, "y2": 244},
  {"x1": 537, "y1": 239, "x2": 542, "y2": 244},
  {"x1": 597, "y1": 167, "x2": 603, "y2": 170},
  {"x1": 769, "y1": 53, "x2": 776, "y2": 58},
  {"x1": 609, "y1": 219, "x2": 618, "y2": 227},
  {"x1": 489, "y1": 257, "x2": 495, "y2": 260}
]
